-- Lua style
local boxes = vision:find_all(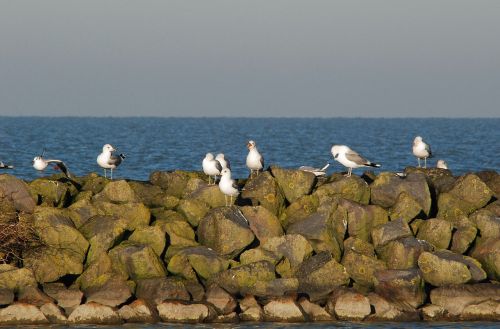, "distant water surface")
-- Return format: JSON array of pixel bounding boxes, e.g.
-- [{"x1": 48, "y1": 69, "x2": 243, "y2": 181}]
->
[{"x1": 0, "y1": 117, "x2": 498, "y2": 181}]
